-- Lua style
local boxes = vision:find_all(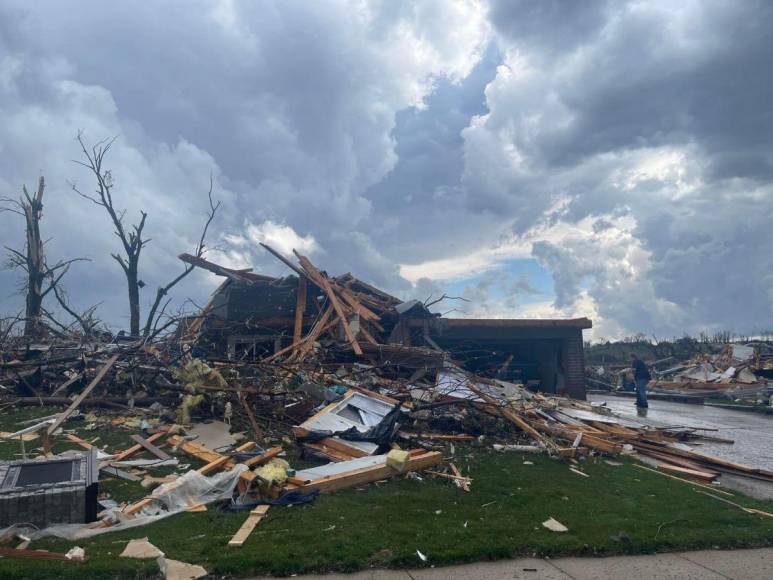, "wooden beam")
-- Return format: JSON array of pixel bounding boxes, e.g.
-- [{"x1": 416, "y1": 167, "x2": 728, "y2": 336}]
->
[
  {"x1": 295, "y1": 252, "x2": 362, "y2": 355},
  {"x1": 130, "y1": 434, "x2": 171, "y2": 460},
  {"x1": 167, "y1": 435, "x2": 222, "y2": 464},
  {"x1": 65, "y1": 434, "x2": 94, "y2": 450},
  {"x1": 657, "y1": 463, "x2": 718, "y2": 482},
  {"x1": 228, "y1": 505, "x2": 269, "y2": 547},
  {"x1": 114, "y1": 429, "x2": 171, "y2": 462},
  {"x1": 259, "y1": 243, "x2": 306, "y2": 277},
  {"x1": 632, "y1": 463, "x2": 734, "y2": 496},
  {"x1": 50, "y1": 372, "x2": 82, "y2": 396},
  {"x1": 179, "y1": 252, "x2": 275, "y2": 282},
  {"x1": 263, "y1": 307, "x2": 335, "y2": 362},
  {"x1": 197, "y1": 442, "x2": 256, "y2": 475},
  {"x1": 47, "y1": 355, "x2": 119, "y2": 436},
  {"x1": 296, "y1": 451, "x2": 441, "y2": 494},
  {"x1": 0, "y1": 547, "x2": 85, "y2": 562},
  {"x1": 243, "y1": 446, "x2": 284, "y2": 468},
  {"x1": 293, "y1": 276, "x2": 307, "y2": 345}
]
